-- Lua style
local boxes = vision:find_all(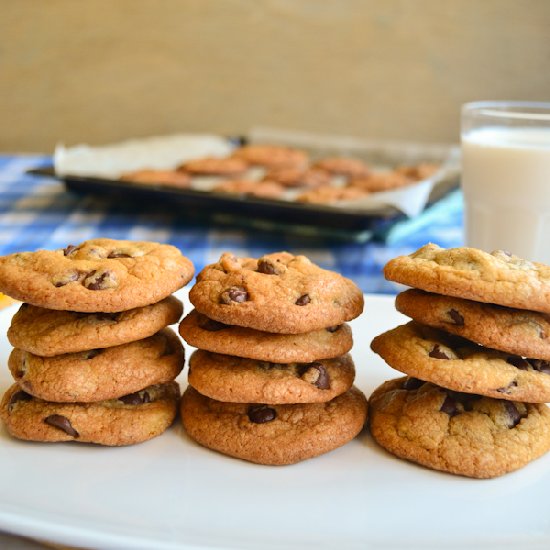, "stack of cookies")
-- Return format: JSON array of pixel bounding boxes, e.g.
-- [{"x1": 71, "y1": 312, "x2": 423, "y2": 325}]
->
[
  {"x1": 0, "y1": 239, "x2": 195, "y2": 446},
  {"x1": 178, "y1": 251, "x2": 368, "y2": 465},
  {"x1": 369, "y1": 244, "x2": 550, "y2": 478}
]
